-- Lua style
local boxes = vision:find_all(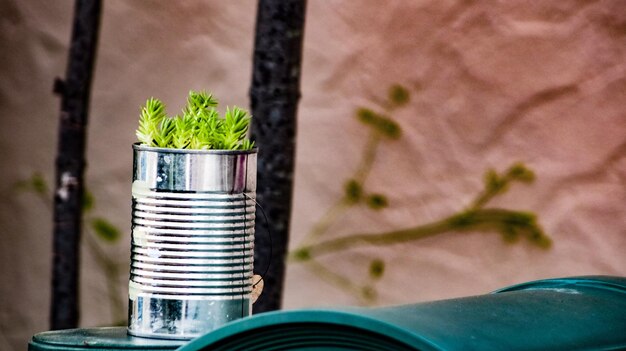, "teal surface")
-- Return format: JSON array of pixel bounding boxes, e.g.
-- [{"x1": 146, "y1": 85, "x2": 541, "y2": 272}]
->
[
  {"x1": 178, "y1": 276, "x2": 626, "y2": 351},
  {"x1": 28, "y1": 327, "x2": 184, "y2": 351}
]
